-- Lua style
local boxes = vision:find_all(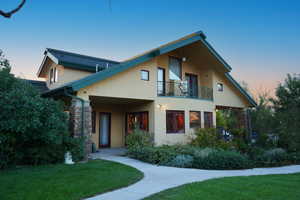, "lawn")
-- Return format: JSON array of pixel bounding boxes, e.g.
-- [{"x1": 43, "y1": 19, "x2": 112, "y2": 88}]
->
[
  {"x1": 0, "y1": 159, "x2": 143, "y2": 200},
  {"x1": 144, "y1": 173, "x2": 300, "y2": 200}
]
